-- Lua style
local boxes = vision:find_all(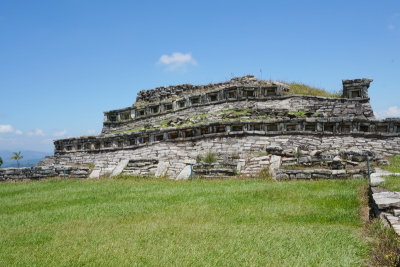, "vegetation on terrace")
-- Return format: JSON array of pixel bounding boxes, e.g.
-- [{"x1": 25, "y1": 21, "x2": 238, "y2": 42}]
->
[
  {"x1": 0, "y1": 178, "x2": 374, "y2": 266},
  {"x1": 380, "y1": 155, "x2": 400, "y2": 192},
  {"x1": 286, "y1": 82, "x2": 341, "y2": 98}
]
